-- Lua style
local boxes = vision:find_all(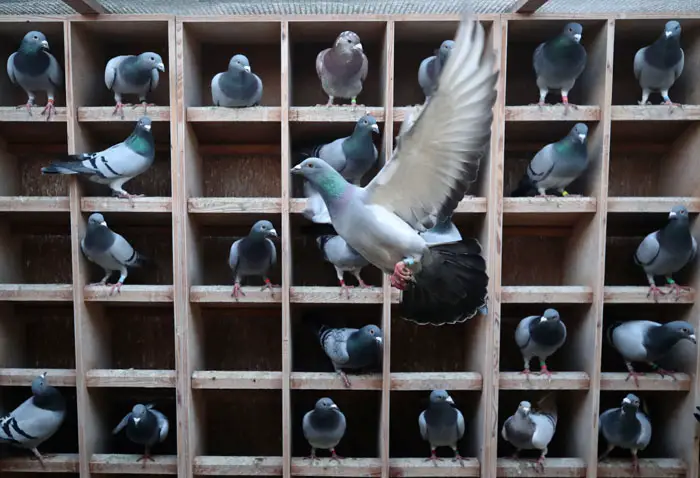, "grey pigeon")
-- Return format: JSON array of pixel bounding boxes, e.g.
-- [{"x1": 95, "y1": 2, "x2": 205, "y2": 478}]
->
[
  {"x1": 80, "y1": 213, "x2": 145, "y2": 295},
  {"x1": 40, "y1": 117, "x2": 155, "y2": 199},
  {"x1": 515, "y1": 308, "x2": 567, "y2": 378},
  {"x1": 316, "y1": 234, "x2": 371, "y2": 295},
  {"x1": 419, "y1": 390, "x2": 465, "y2": 465},
  {"x1": 634, "y1": 205, "x2": 697, "y2": 301},
  {"x1": 634, "y1": 21, "x2": 684, "y2": 107},
  {"x1": 318, "y1": 323, "x2": 382, "y2": 387},
  {"x1": 300, "y1": 114, "x2": 379, "y2": 224},
  {"x1": 533, "y1": 22, "x2": 587, "y2": 110},
  {"x1": 105, "y1": 52, "x2": 165, "y2": 118},
  {"x1": 607, "y1": 320, "x2": 696, "y2": 386},
  {"x1": 302, "y1": 397, "x2": 346, "y2": 461},
  {"x1": 511, "y1": 123, "x2": 588, "y2": 198},
  {"x1": 229, "y1": 220, "x2": 278, "y2": 298},
  {"x1": 7, "y1": 30, "x2": 63, "y2": 121},
  {"x1": 291, "y1": 16, "x2": 497, "y2": 326},
  {"x1": 418, "y1": 40, "x2": 455, "y2": 100},
  {"x1": 211, "y1": 54, "x2": 263, "y2": 107},
  {"x1": 316, "y1": 31, "x2": 368, "y2": 107},
  {"x1": 501, "y1": 394, "x2": 557, "y2": 472},
  {"x1": 112, "y1": 403, "x2": 169, "y2": 464},
  {"x1": 599, "y1": 394, "x2": 652, "y2": 474},
  {"x1": 0, "y1": 372, "x2": 66, "y2": 465}
]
